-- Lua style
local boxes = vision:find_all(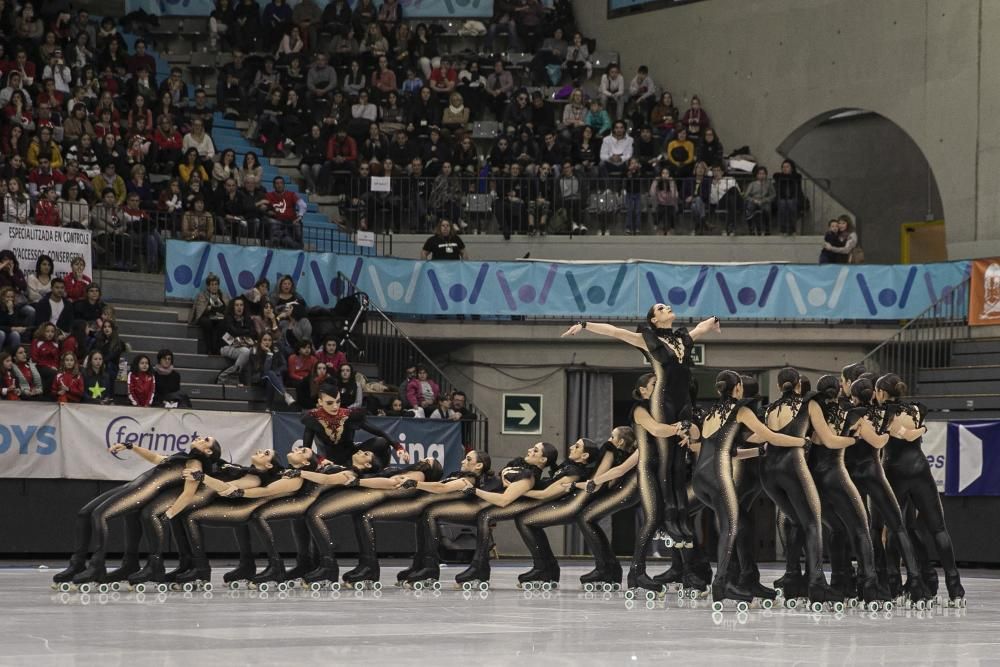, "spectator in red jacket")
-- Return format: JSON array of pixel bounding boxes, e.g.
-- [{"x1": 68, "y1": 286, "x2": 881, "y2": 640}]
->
[
  {"x1": 315, "y1": 336, "x2": 347, "y2": 371},
  {"x1": 322, "y1": 126, "x2": 357, "y2": 197},
  {"x1": 53, "y1": 351, "x2": 84, "y2": 403},
  {"x1": 64, "y1": 256, "x2": 92, "y2": 301},
  {"x1": 261, "y1": 176, "x2": 305, "y2": 249},
  {"x1": 405, "y1": 365, "x2": 439, "y2": 412},
  {"x1": 31, "y1": 322, "x2": 61, "y2": 397},
  {"x1": 152, "y1": 114, "x2": 183, "y2": 172},
  {"x1": 287, "y1": 338, "x2": 317, "y2": 404},
  {"x1": 128, "y1": 354, "x2": 156, "y2": 406},
  {"x1": 34, "y1": 186, "x2": 61, "y2": 226}
]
